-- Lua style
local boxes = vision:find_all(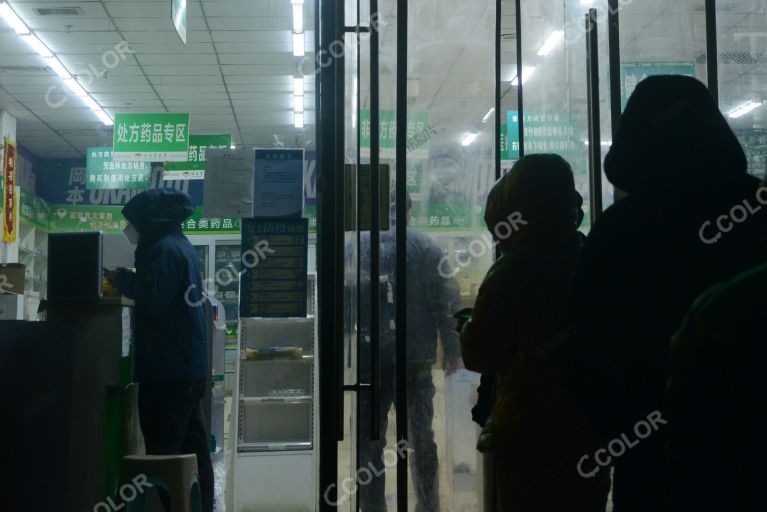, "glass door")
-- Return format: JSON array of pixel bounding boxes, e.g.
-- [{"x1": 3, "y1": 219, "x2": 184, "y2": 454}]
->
[{"x1": 319, "y1": 0, "x2": 497, "y2": 510}]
